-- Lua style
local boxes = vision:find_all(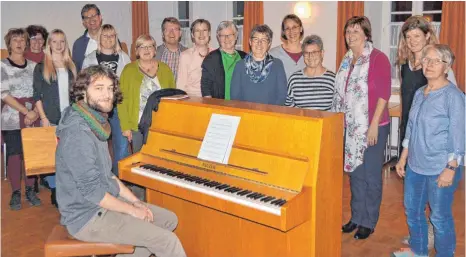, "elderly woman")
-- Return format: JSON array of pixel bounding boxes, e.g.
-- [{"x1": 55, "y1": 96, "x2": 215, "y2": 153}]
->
[
  {"x1": 392, "y1": 45, "x2": 464, "y2": 257},
  {"x1": 118, "y1": 34, "x2": 175, "y2": 154},
  {"x1": 33, "y1": 29, "x2": 77, "y2": 207},
  {"x1": 396, "y1": 15, "x2": 458, "y2": 250},
  {"x1": 25, "y1": 25, "x2": 48, "y2": 63},
  {"x1": 201, "y1": 21, "x2": 246, "y2": 99},
  {"x1": 230, "y1": 25, "x2": 287, "y2": 105},
  {"x1": 177, "y1": 19, "x2": 213, "y2": 97},
  {"x1": 285, "y1": 35, "x2": 335, "y2": 110},
  {"x1": 1, "y1": 28, "x2": 41, "y2": 210},
  {"x1": 82, "y1": 24, "x2": 131, "y2": 177},
  {"x1": 333, "y1": 16, "x2": 391, "y2": 240},
  {"x1": 269, "y1": 14, "x2": 306, "y2": 80}
]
